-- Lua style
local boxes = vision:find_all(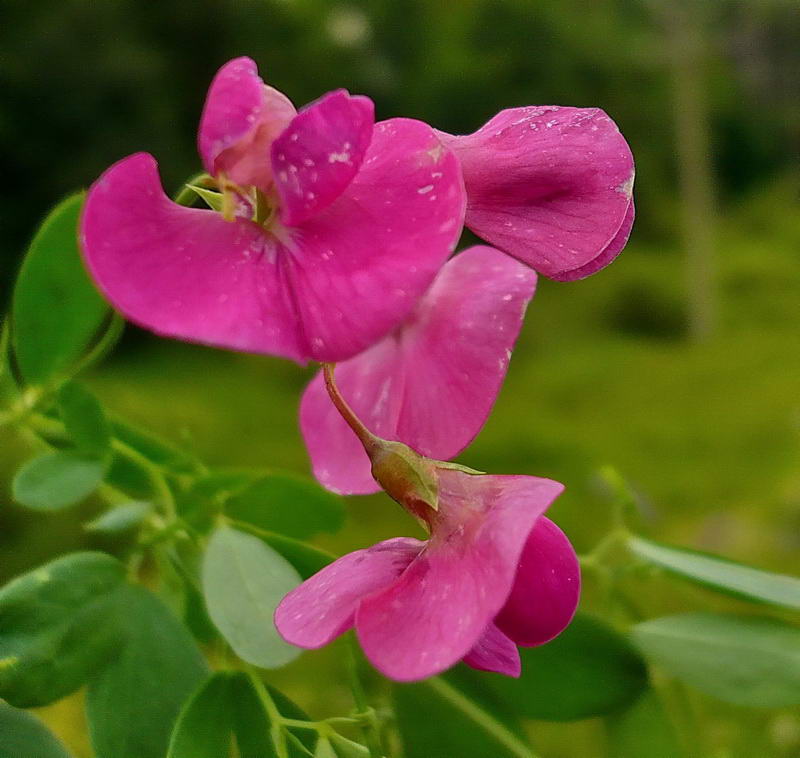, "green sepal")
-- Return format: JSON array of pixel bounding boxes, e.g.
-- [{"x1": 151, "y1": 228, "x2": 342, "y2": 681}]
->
[{"x1": 186, "y1": 185, "x2": 225, "y2": 212}]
